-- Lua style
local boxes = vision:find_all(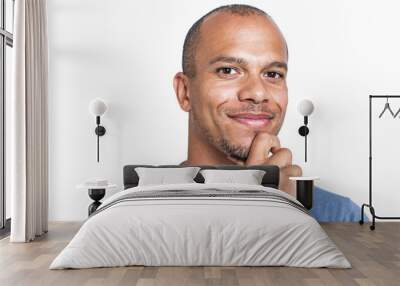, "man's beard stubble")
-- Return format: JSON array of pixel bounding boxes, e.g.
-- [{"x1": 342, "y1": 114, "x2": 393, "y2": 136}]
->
[{"x1": 190, "y1": 108, "x2": 252, "y2": 163}]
